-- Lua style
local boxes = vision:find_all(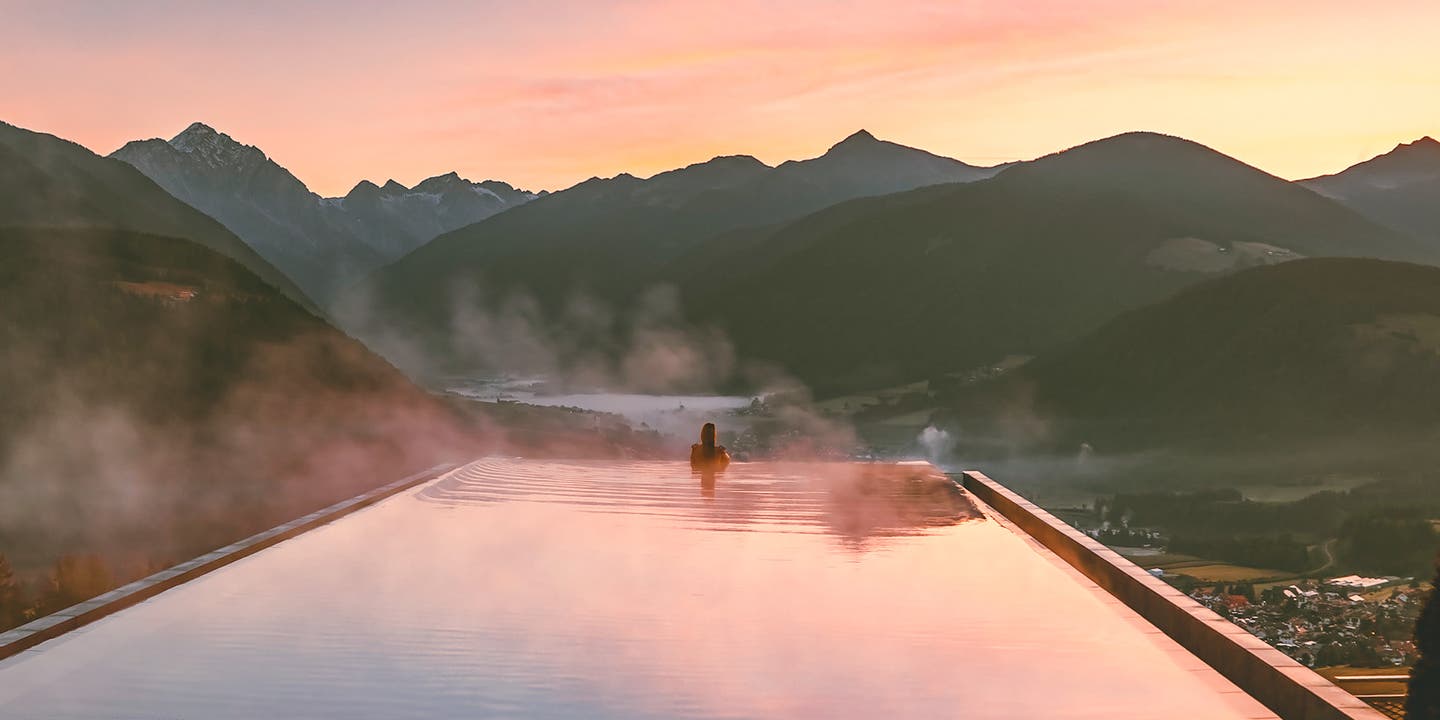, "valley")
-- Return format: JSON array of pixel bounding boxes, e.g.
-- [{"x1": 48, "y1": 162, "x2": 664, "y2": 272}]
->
[
  {"x1": 7, "y1": 6, "x2": 1440, "y2": 717},
  {"x1": 3, "y1": 116, "x2": 1439, "y2": 695}
]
